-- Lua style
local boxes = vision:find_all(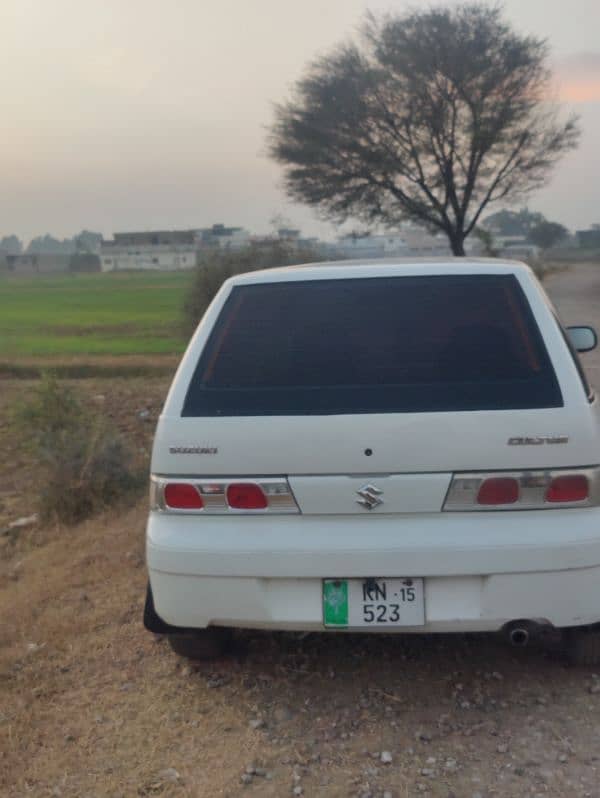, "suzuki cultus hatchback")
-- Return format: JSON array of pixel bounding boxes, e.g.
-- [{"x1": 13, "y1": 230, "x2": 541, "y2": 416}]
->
[{"x1": 144, "y1": 259, "x2": 600, "y2": 664}]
